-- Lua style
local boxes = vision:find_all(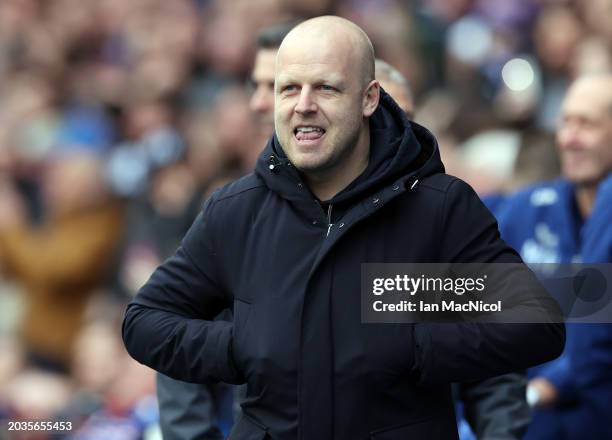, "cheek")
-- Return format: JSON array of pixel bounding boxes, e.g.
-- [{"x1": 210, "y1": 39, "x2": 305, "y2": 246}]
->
[
  {"x1": 600, "y1": 140, "x2": 612, "y2": 165},
  {"x1": 582, "y1": 134, "x2": 609, "y2": 159},
  {"x1": 556, "y1": 129, "x2": 569, "y2": 147},
  {"x1": 328, "y1": 103, "x2": 360, "y2": 128},
  {"x1": 274, "y1": 104, "x2": 292, "y2": 127}
]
